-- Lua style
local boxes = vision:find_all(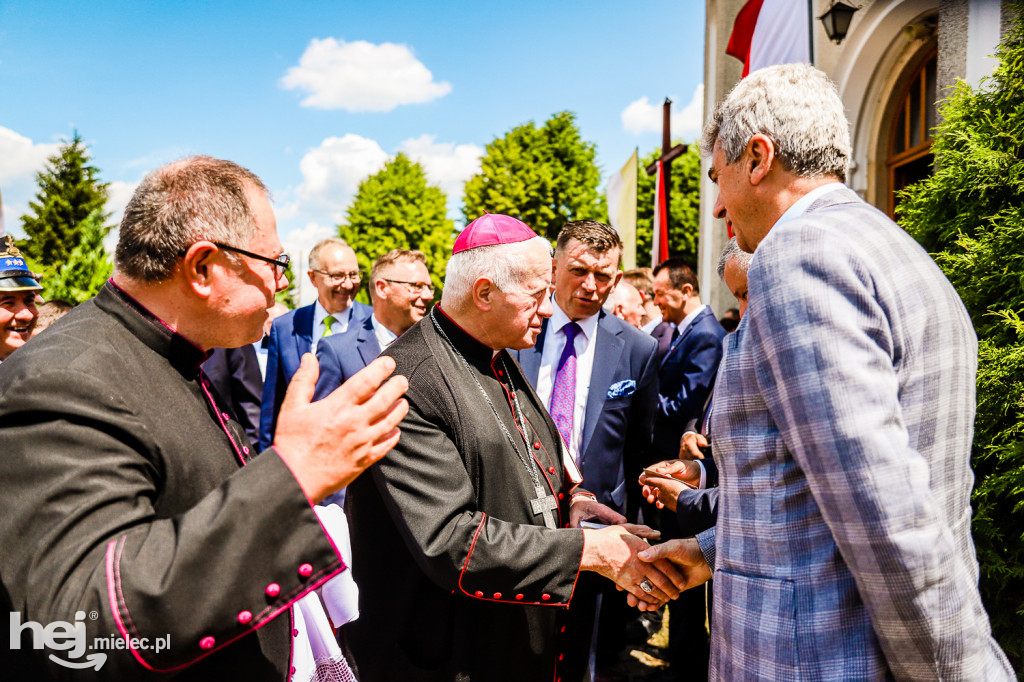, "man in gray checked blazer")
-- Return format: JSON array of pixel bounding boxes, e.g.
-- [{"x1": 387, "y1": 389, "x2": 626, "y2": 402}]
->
[{"x1": 637, "y1": 63, "x2": 1013, "y2": 680}]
